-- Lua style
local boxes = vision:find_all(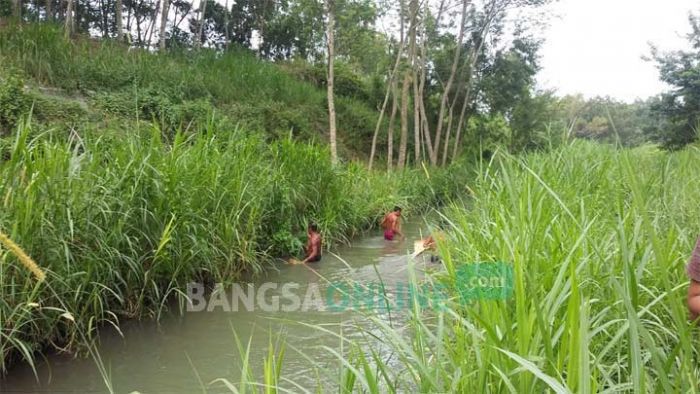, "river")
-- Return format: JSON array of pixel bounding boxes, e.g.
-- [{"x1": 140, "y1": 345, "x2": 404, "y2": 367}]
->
[{"x1": 2, "y1": 218, "x2": 438, "y2": 393}]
